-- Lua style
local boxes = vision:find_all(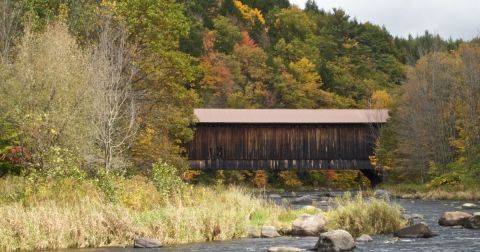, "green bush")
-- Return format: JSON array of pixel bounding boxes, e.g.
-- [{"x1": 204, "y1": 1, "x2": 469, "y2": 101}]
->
[
  {"x1": 151, "y1": 161, "x2": 184, "y2": 197},
  {"x1": 427, "y1": 172, "x2": 461, "y2": 188}
]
